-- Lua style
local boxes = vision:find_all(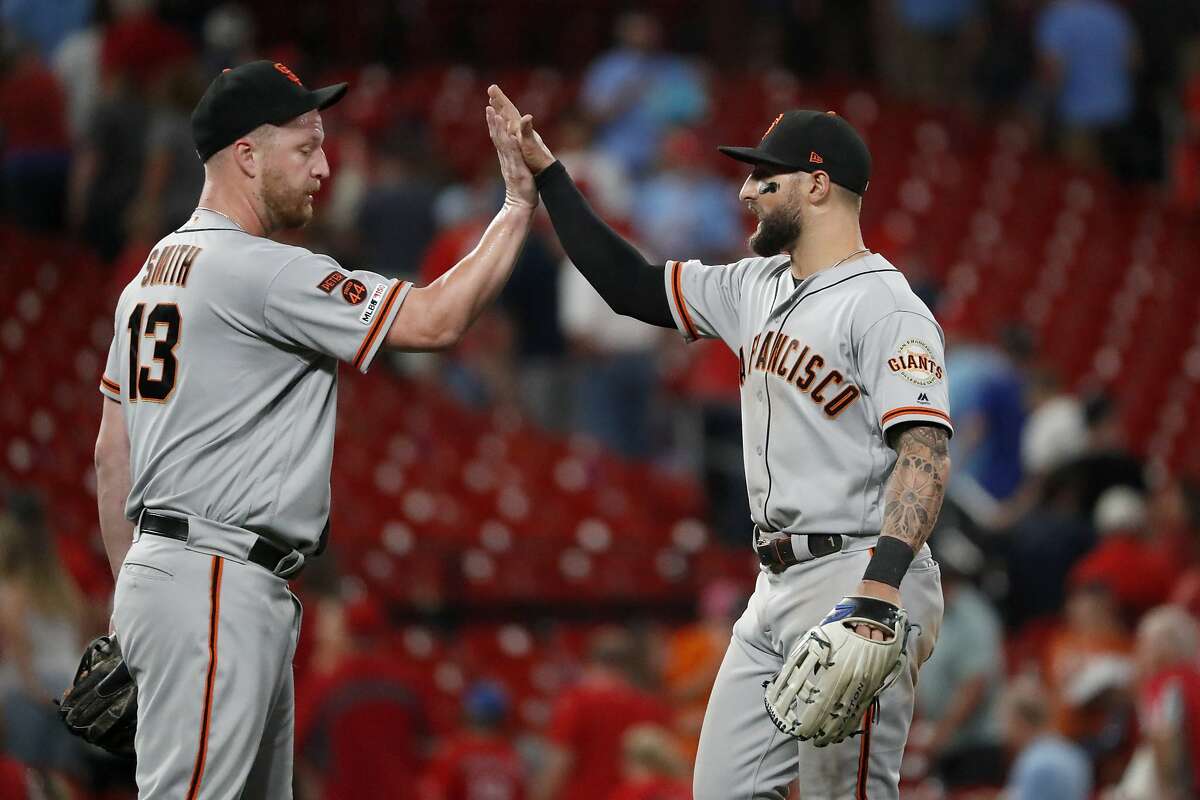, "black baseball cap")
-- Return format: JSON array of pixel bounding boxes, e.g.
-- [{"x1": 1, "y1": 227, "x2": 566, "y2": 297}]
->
[
  {"x1": 192, "y1": 60, "x2": 348, "y2": 162},
  {"x1": 718, "y1": 110, "x2": 872, "y2": 195}
]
